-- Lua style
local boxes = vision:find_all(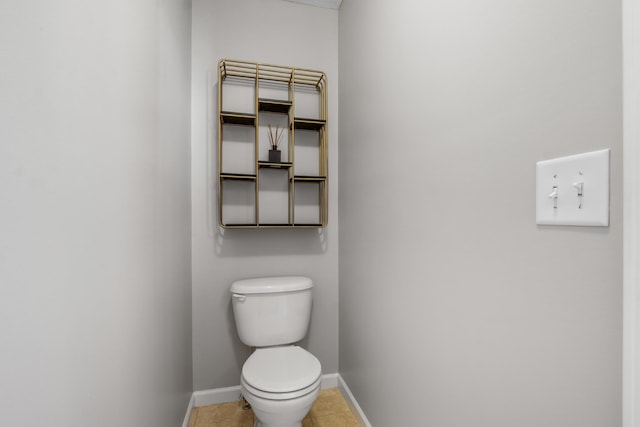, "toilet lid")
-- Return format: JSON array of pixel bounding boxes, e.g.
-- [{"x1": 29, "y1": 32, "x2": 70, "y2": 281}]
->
[{"x1": 242, "y1": 346, "x2": 321, "y2": 393}]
